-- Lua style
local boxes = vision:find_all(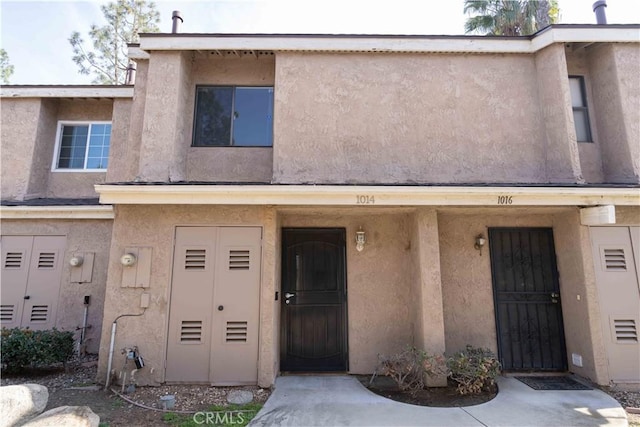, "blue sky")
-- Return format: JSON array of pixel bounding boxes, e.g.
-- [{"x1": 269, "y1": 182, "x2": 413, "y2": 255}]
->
[{"x1": 1, "y1": 0, "x2": 639, "y2": 85}]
